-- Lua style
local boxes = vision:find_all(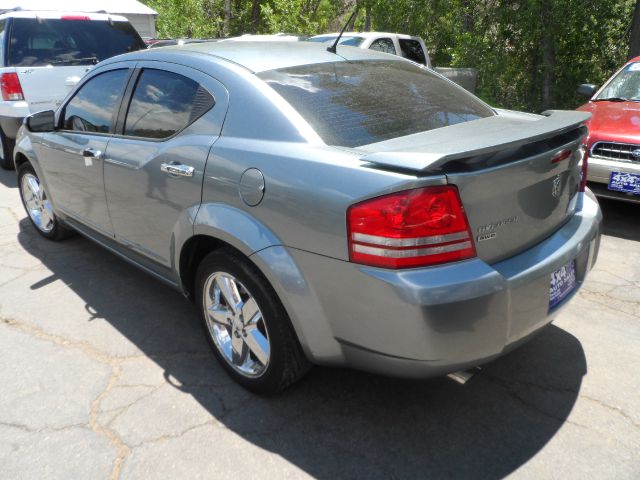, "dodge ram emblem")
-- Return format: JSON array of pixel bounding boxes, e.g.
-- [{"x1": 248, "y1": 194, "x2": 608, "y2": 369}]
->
[{"x1": 632, "y1": 149, "x2": 640, "y2": 158}]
